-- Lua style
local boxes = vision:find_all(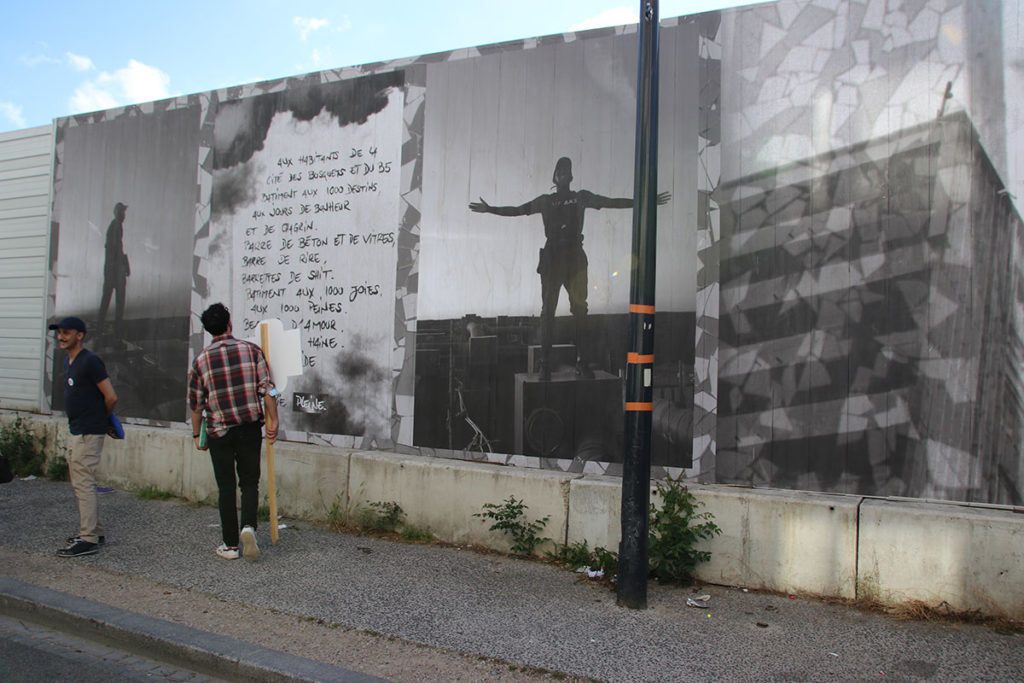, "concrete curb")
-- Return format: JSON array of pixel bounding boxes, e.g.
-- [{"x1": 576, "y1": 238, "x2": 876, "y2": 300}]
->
[{"x1": 0, "y1": 577, "x2": 388, "y2": 683}]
